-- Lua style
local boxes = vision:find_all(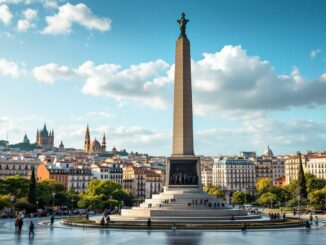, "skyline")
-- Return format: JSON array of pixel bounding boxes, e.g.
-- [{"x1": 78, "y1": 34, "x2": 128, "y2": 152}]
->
[{"x1": 1, "y1": 0, "x2": 326, "y2": 155}]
